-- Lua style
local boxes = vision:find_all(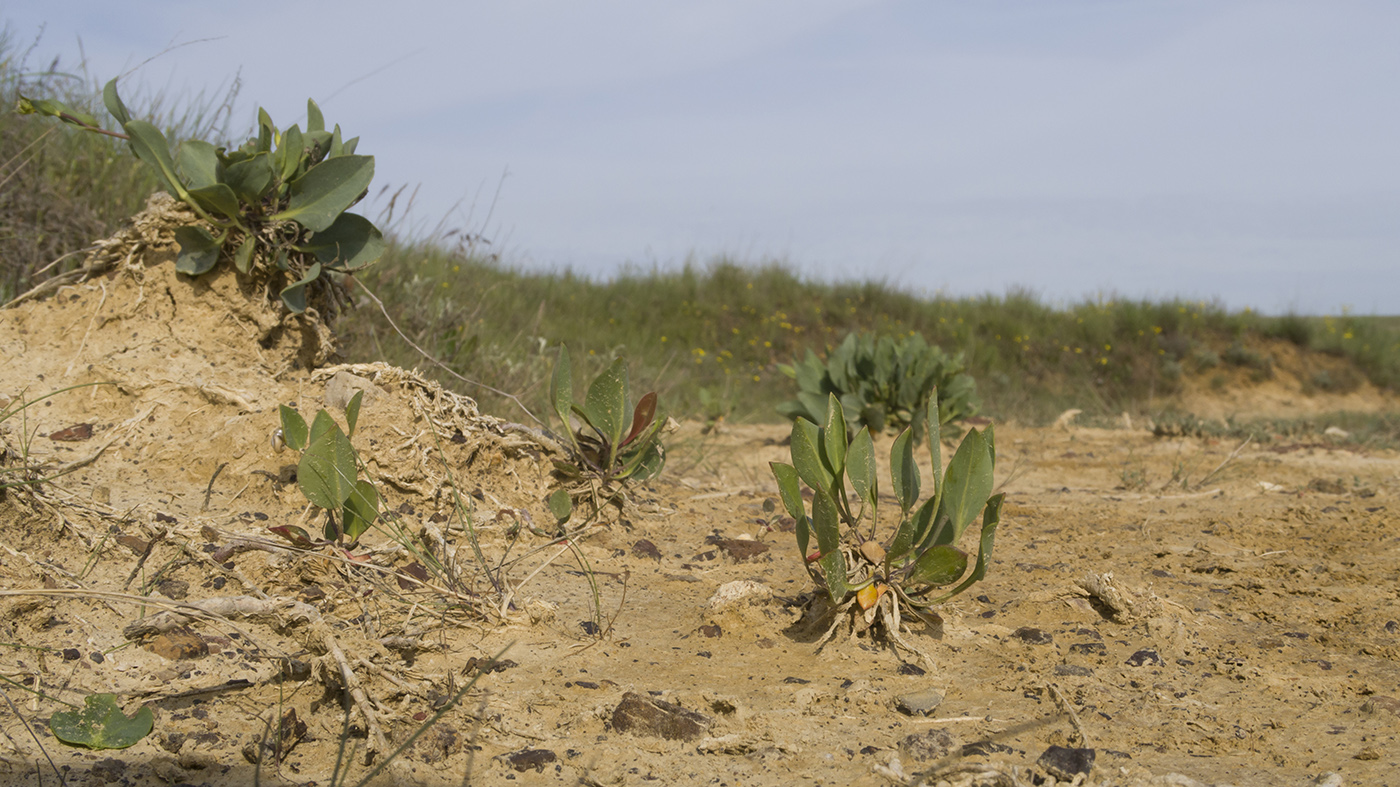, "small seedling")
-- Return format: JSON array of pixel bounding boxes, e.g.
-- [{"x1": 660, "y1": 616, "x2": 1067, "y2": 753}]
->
[
  {"x1": 18, "y1": 80, "x2": 383, "y2": 314},
  {"x1": 269, "y1": 390, "x2": 379, "y2": 546},
  {"x1": 778, "y1": 331, "x2": 979, "y2": 444},
  {"x1": 49, "y1": 693, "x2": 154, "y2": 750},
  {"x1": 546, "y1": 345, "x2": 666, "y2": 522},
  {"x1": 771, "y1": 390, "x2": 1003, "y2": 668}
]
